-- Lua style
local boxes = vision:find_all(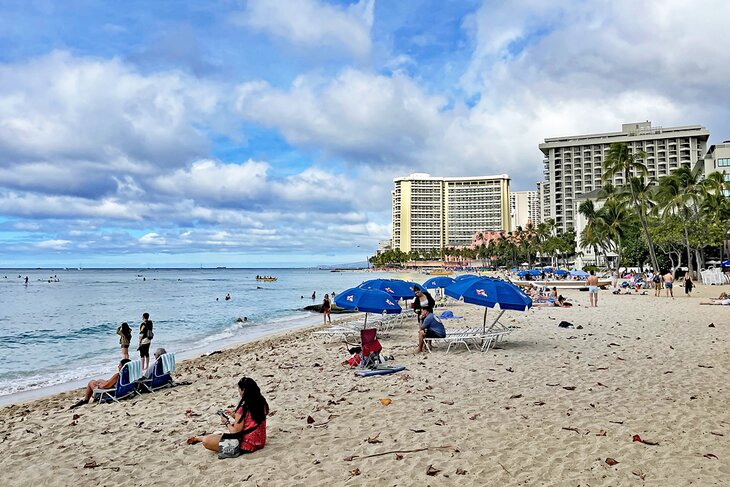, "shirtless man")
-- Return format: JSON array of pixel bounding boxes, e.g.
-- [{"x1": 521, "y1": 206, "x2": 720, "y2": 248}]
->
[
  {"x1": 587, "y1": 270, "x2": 599, "y2": 307},
  {"x1": 663, "y1": 271, "x2": 674, "y2": 298}
]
